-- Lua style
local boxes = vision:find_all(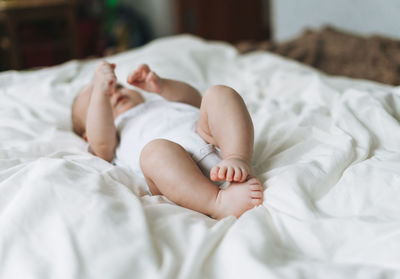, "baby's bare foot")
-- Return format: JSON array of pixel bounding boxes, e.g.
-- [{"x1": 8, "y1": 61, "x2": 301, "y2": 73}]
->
[
  {"x1": 212, "y1": 177, "x2": 263, "y2": 219},
  {"x1": 210, "y1": 157, "x2": 251, "y2": 182}
]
